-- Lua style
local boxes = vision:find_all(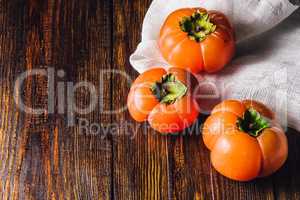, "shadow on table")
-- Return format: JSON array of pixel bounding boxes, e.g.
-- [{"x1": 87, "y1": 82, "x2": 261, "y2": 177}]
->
[{"x1": 271, "y1": 128, "x2": 300, "y2": 198}]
